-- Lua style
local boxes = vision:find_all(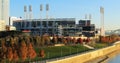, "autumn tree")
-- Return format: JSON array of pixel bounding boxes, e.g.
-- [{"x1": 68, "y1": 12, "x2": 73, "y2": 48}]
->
[
  {"x1": 72, "y1": 37, "x2": 77, "y2": 44},
  {"x1": 39, "y1": 50, "x2": 45, "y2": 58},
  {"x1": 101, "y1": 36, "x2": 106, "y2": 42},
  {"x1": 0, "y1": 44, "x2": 7, "y2": 62},
  {"x1": 13, "y1": 50, "x2": 19, "y2": 62},
  {"x1": 1, "y1": 39, "x2": 7, "y2": 59},
  {"x1": 19, "y1": 40, "x2": 27, "y2": 61},
  {"x1": 62, "y1": 38, "x2": 67, "y2": 44},
  {"x1": 66, "y1": 36, "x2": 72, "y2": 44},
  {"x1": 35, "y1": 36, "x2": 41, "y2": 47},
  {"x1": 86, "y1": 37, "x2": 91, "y2": 44},
  {"x1": 41, "y1": 36, "x2": 45, "y2": 46},
  {"x1": 10, "y1": 37, "x2": 15, "y2": 47},
  {"x1": 27, "y1": 43, "x2": 37, "y2": 59},
  {"x1": 33, "y1": 36, "x2": 41, "y2": 47},
  {"x1": 77, "y1": 38, "x2": 83, "y2": 44},
  {"x1": 14, "y1": 36, "x2": 19, "y2": 45},
  {"x1": 0, "y1": 49, "x2": 3, "y2": 62},
  {"x1": 110, "y1": 34, "x2": 119, "y2": 42},
  {"x1": 24, "y1": 36, "x2": 30, "y2": 45},
  {"x1": 6, "y1": 47, "x2": 13, "y2": 61},
  {"x1": 43, "y1": 34, "x2": 51, "y2": 46},
  {"x1": 52, "y1": 36, "x2": 58, "y2": 44}
]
